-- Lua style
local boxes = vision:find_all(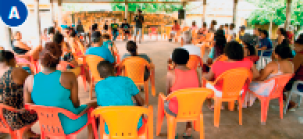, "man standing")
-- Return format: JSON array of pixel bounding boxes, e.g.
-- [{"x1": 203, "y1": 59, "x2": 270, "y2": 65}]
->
[
  {"x1": 134, "y1": 9, "x2": 144, "y2": 44},
  {"x1": 110, "y1": 19, "x2": 120, "y2": 41},
  {"x1": 121, "y1": 19, "x2": 131, "y2": 41}
]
